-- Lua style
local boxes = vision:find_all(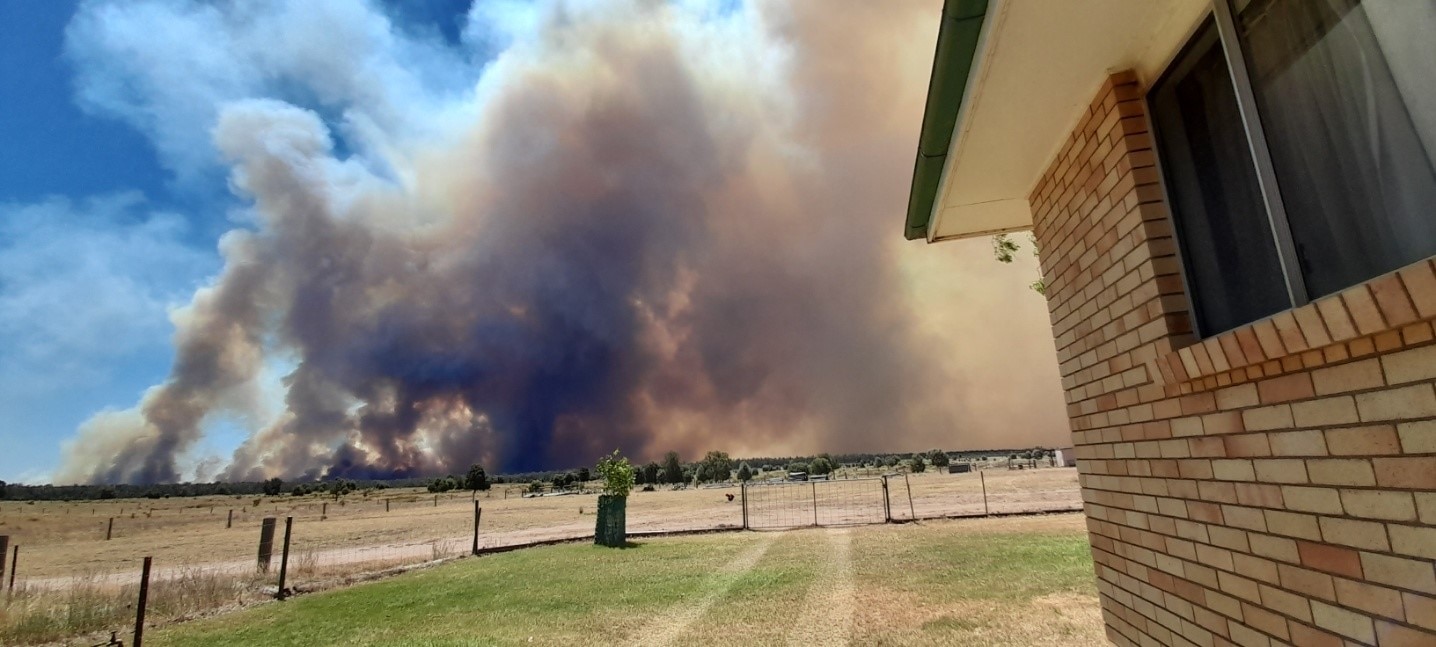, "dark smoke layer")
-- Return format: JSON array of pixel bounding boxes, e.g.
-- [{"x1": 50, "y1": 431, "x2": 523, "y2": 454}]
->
[{"x1": 58, "y1": 0, "x2": 1070, "y2": 485}]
